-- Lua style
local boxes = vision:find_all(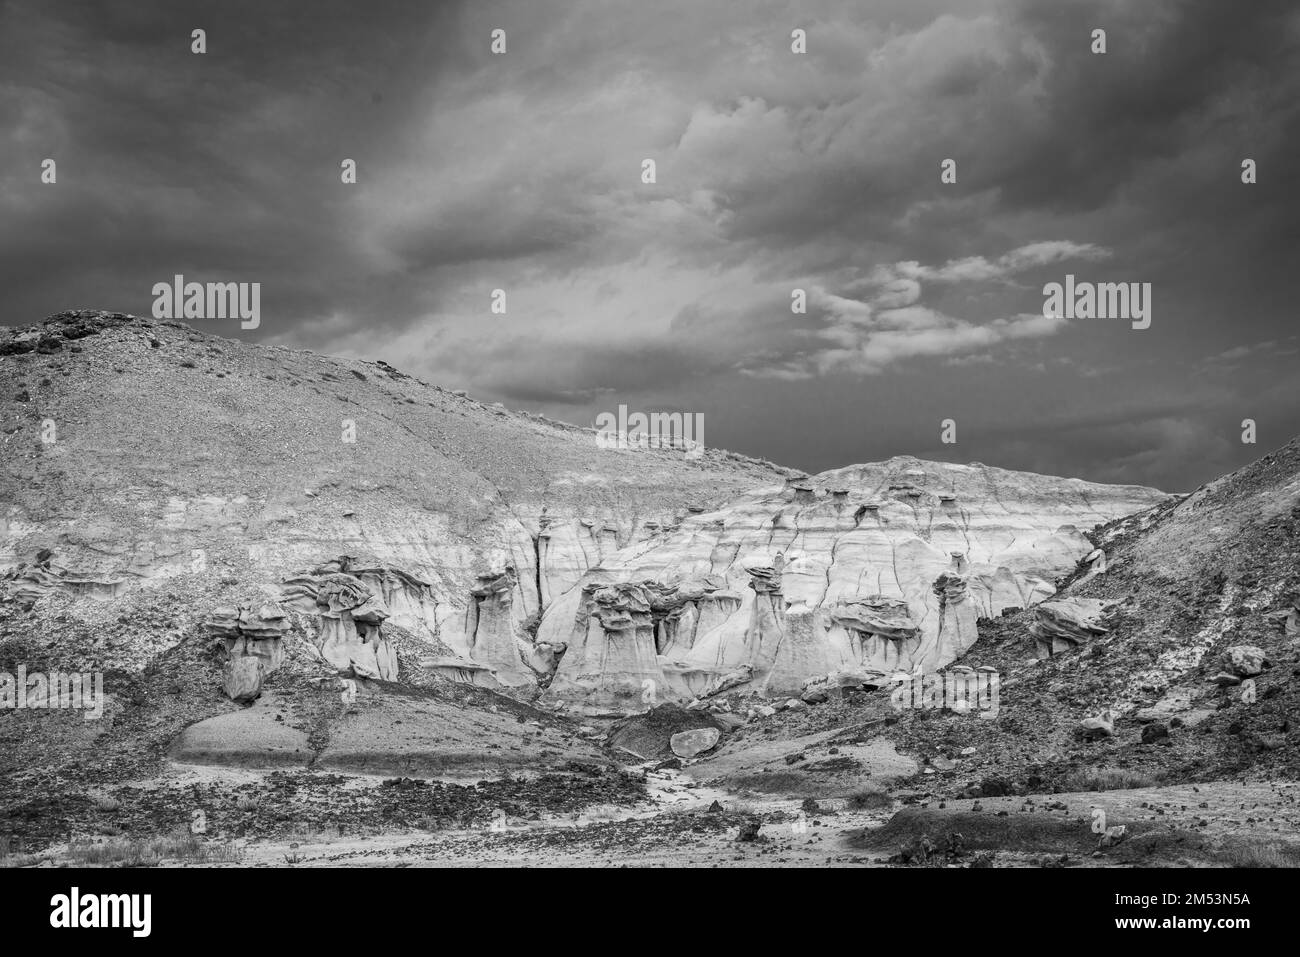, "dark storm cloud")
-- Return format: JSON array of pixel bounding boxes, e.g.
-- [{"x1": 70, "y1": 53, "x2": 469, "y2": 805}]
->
[{"x1": 1, "y1": 0, "x2": 1297, "y2": 490}]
